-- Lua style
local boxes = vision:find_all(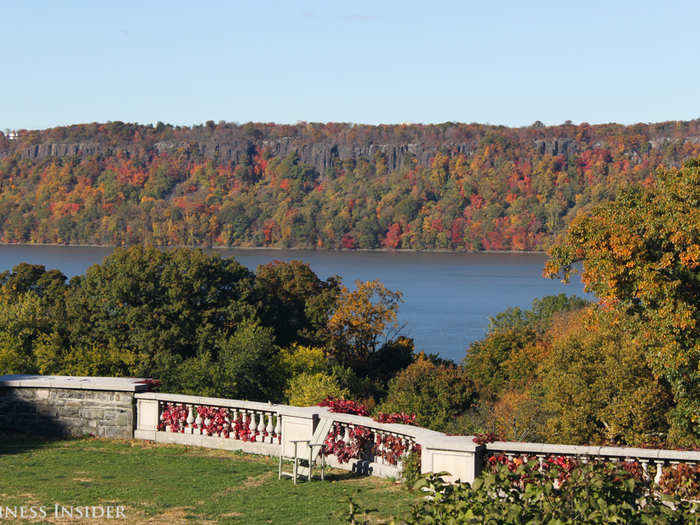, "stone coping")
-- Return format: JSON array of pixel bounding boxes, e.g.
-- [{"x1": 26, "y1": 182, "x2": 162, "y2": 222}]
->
[
  {"x1": 487, "y1": 441, "x2": 700, "y2": 462},
  {"x1": 0, "y1": 374, "x2": 155, "y2": 392},
  {"x1": 316, "y1": 409, "x2": 449, "y2": 443},
  {"x1": 135, "y1": 391, "x2": 319, "y2": 418}
]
